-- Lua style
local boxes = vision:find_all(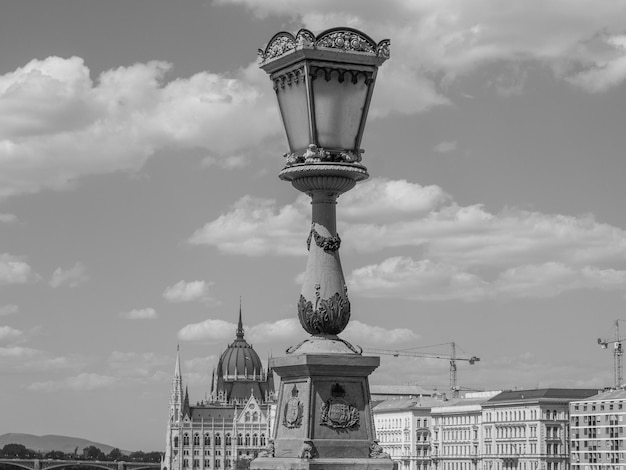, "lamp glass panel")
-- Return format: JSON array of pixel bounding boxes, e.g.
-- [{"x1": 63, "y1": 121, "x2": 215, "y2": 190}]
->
[
  {"x1": 312, "y1": 70, "x2": 369, "y2": 150},
  {"x1": 276, "y1": 77, "x2": 310, "y2": 153}
]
